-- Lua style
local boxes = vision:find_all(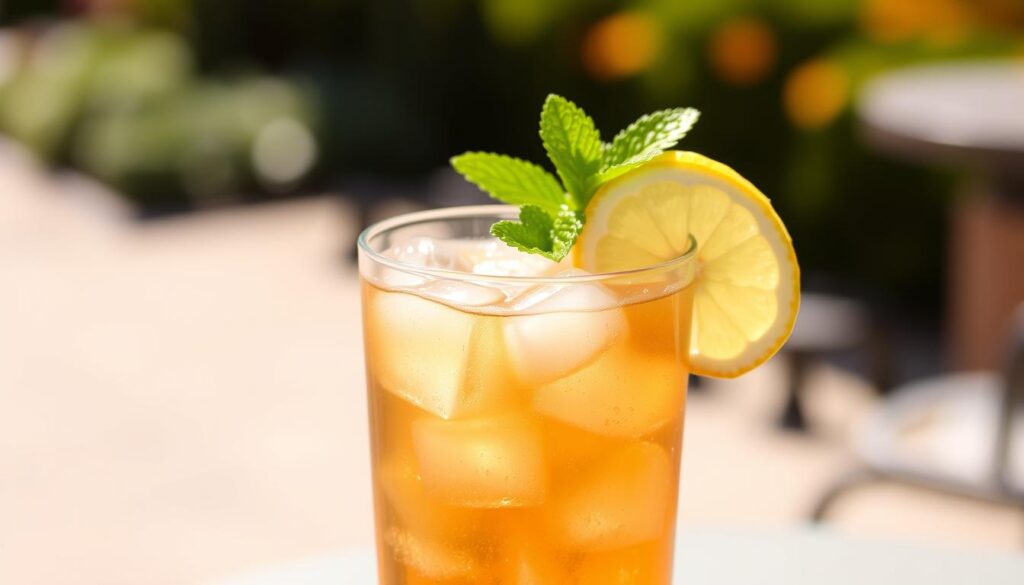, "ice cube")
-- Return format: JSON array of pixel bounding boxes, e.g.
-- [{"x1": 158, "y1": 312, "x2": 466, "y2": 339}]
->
[
  {"x1": 378, "y1": 266, "x2": 426, "y2": 289},
  {"x1": 412, "y1": 414, "x2": 547, "y2": 507},
  {"x1": 388, "y1": 236, "x2": 457, "y2": 268},
  {"x1": 466, "y1": 240, "x2": 569, "y2": 278},
  {"x1": 366, "y1": 291, "x2": 472, "y2": 418},
  {"x1": 533, "y1": 344, "x2": 685, "y2": 438},
  {"x1": 504, "y1": 280, "x2": 626, "y2": 385},
  {"x1": 544, "y1": 442, "x2": 673, "y2": 551},
  {"x1": 378, "y1": 236, "x2": 457, "y2": 288},
  {"x1": 375, "y1": 391, "x2": 427, "y2": 477},
  {"x1": 453, "y1": 239, "x2": 561, "y2": 277},
  {"x1": 378, "y1": 456, "x2": 484, "y2": 540},
  {"x1": 457, "y1": 318, "x2": 527, "y2": 416},
  {"x1": 366, "y1": 291, "x2": 516, "y2": 419},
  {"x1": 416, "y1": 279, "x2": 505, "y2": 307},
  {"x1": 451, "y1": 238, "x2": 506, "y2": 268},
  {"x1": 378, "y1": 236, "x2": 564, "y2": 290},
  {"x1": 575, "y1": 542, "x2": 670, "y2": 585},
  {"x1": 388, "y1": 528, "x2": 480, "y2": 581},
  {"x1": 449, "y1": 238, "x2": 572, "y2": 300},
  {"x1": 473, "y1": 257, "x2": 555, "y2": 278},
  {"x1": 498, "y1": 529, "x2": 569, "y2": 584},
  {"x1": 541, "y1": 418, "x2": 617, "y2": 474}
]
